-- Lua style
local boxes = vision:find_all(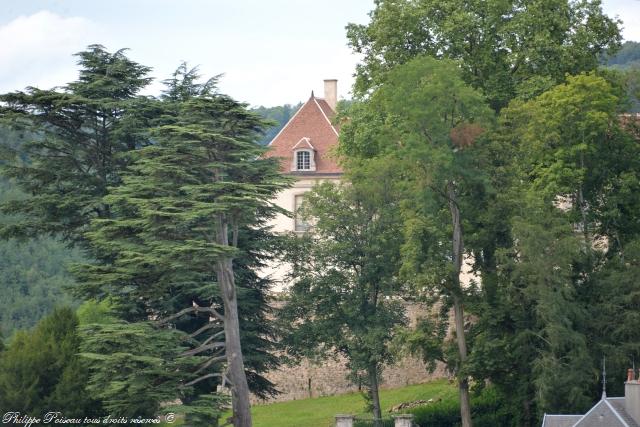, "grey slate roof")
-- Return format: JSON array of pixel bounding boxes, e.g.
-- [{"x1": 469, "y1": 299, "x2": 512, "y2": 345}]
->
[
  {"x1": 574, "y1": 399, "x2": 627, "y2": 427},
  {"x1": 541, "y1": 414, "x2": 582, "y2": 427},
  {"x1": 607, "y1": 398, "x2": 640, "y2": 427},
  {"x1": 542, "y1": 396, "x2": 639, "y2": 427}
]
